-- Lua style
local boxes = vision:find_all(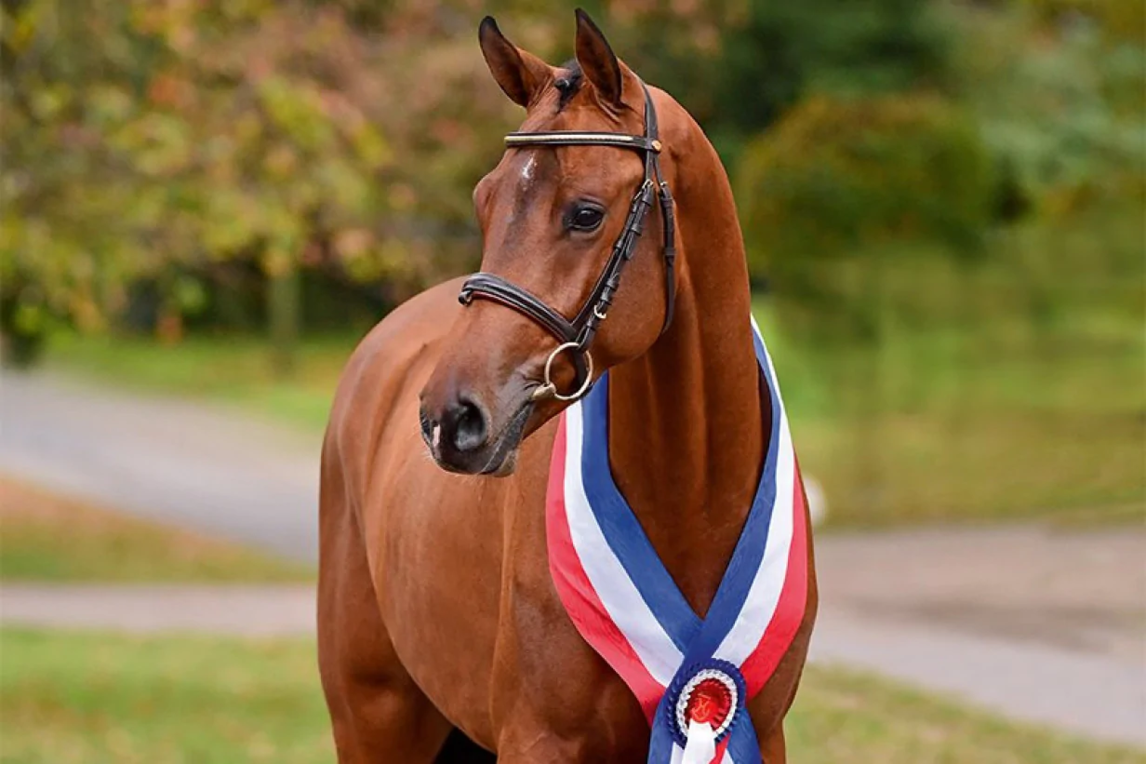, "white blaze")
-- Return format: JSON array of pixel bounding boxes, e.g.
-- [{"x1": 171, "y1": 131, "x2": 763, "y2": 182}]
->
[{"x1": 520, "y1": 154, "x2": 537, "y2": 185}]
